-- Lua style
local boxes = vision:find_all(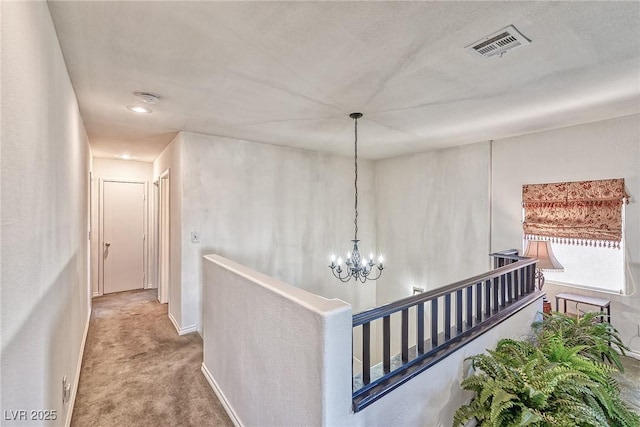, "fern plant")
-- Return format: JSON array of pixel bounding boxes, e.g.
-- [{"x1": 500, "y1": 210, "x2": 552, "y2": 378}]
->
[
  {"x1": 532, "y1": 311, "x2": 628, "y2": 371},
  {"x1": 453, "y1": 338, "x2": 640, "y2": 427},
  {"x1": 540, "y1": 335, "x2": 639, "y2": 427}
]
